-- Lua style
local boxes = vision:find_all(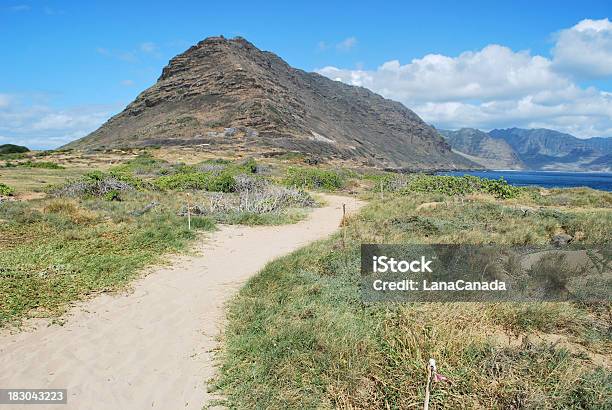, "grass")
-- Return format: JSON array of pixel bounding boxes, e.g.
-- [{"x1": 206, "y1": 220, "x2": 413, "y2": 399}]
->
[
  {"x1": 0, "y1": 192, "x2": 215, "y2": 326},
  {"x1": 214, "y1": 188, "x2": 611, "y2": 409},
  {"x1": 3, "y1": 160, "x2": 65, "y2": 169},
  {"x1": 210, "y1": 207, "x2": 308, "y2": 225},
  {"x1": 0, "y1": 155, "x2": 318, "y2": 326}
]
